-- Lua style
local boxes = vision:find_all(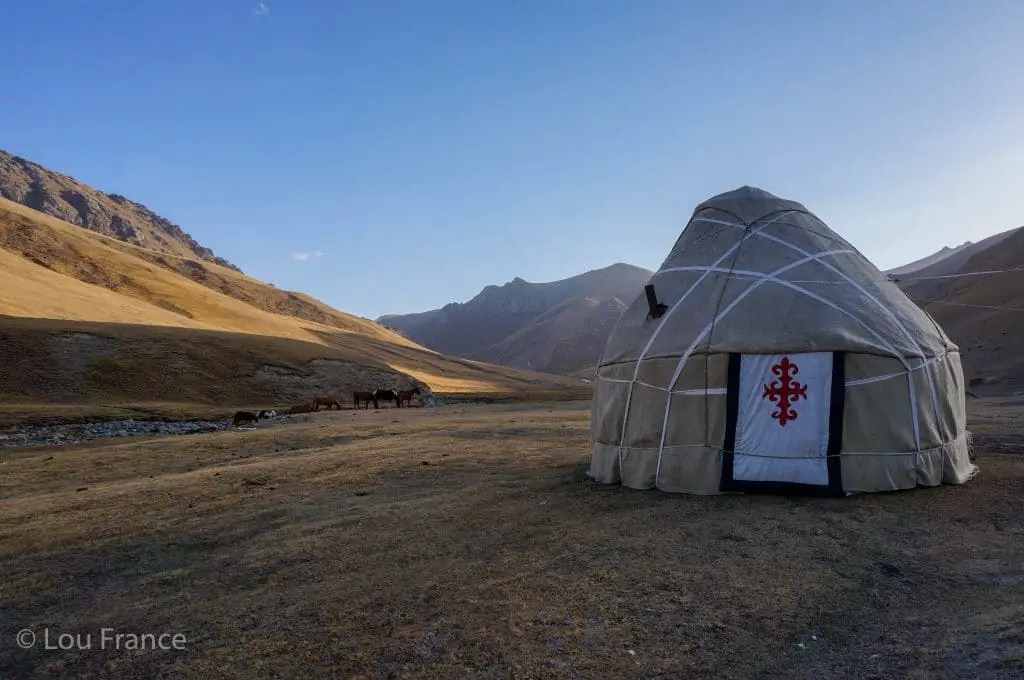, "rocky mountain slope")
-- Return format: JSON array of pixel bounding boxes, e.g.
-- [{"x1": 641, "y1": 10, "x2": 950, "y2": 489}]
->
[
  {"x1": 0, "y1": 149, "x2": 240, "y2": 271},
  {"x1": 378, "y1": 263, "x2": 653, "y2": 375},
  {"x1": 892, "y1": 226, "x2": 1024, "y2": 393}
]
